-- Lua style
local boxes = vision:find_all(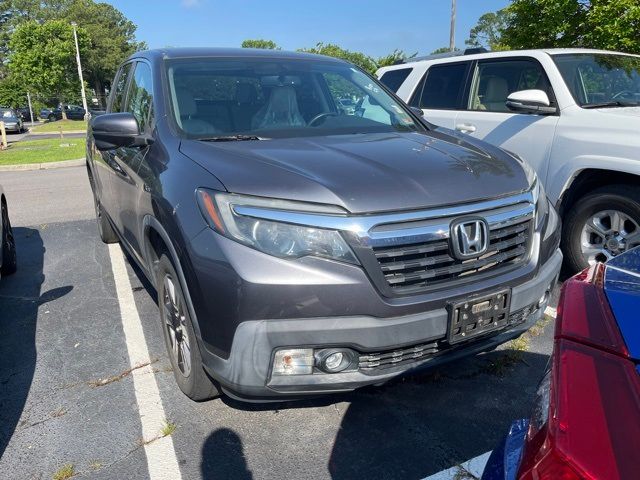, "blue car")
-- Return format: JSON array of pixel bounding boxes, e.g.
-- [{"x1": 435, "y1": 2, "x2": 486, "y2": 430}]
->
[{"x1": 482, "y1": 247, "x2": 640, "y2": 480}]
